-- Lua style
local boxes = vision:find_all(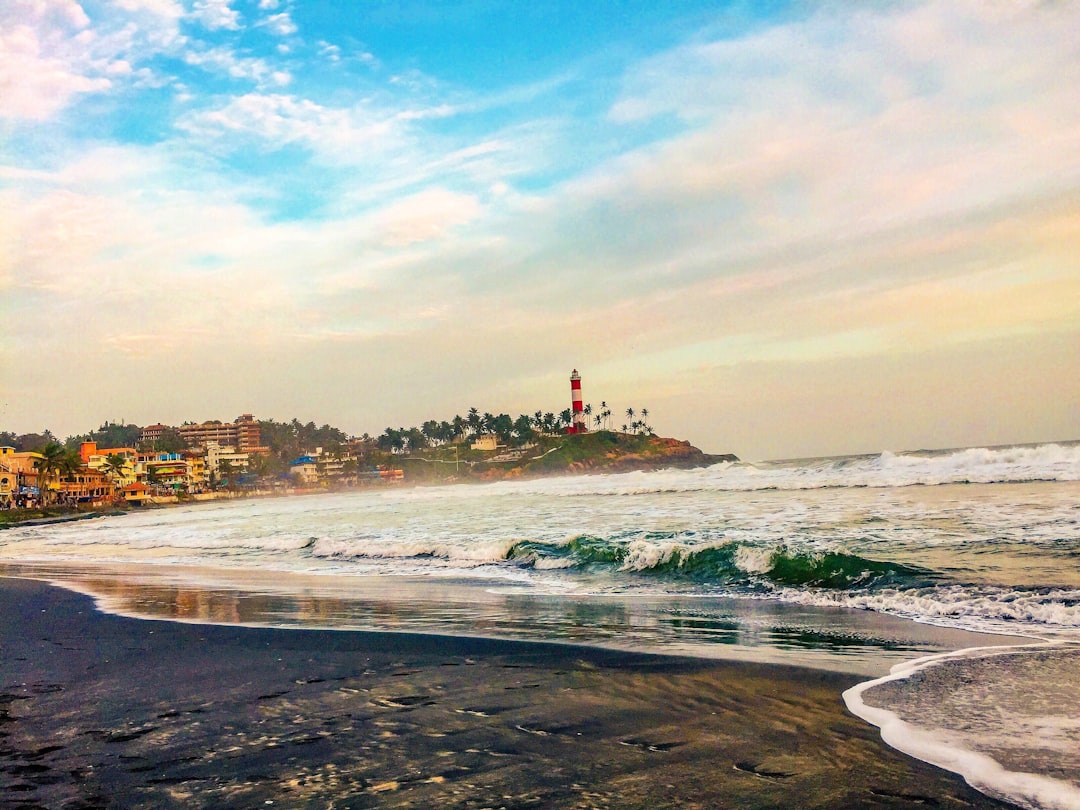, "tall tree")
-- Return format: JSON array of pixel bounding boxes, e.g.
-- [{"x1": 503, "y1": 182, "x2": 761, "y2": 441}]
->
[
  {"x1": 101, "y1": 453, "x2": 129, "y2": 484},
  {"x1": 34, "y1": 442, "x2": 80, "y2": 505}
]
